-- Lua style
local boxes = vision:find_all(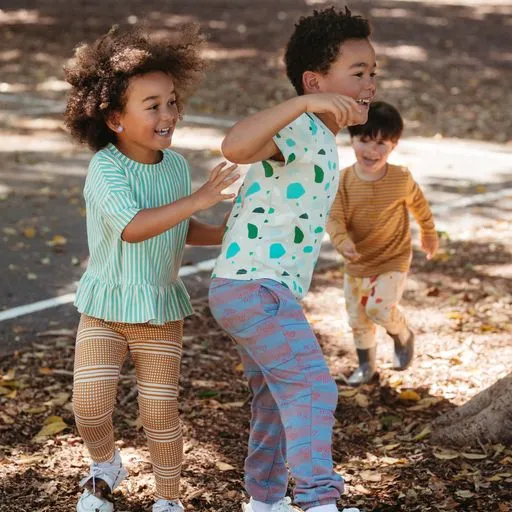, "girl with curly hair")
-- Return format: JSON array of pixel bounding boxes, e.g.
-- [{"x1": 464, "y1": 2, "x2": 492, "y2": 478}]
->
[{"x1": 64, "y1": 25, "x2": 238, "y2": 512}]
